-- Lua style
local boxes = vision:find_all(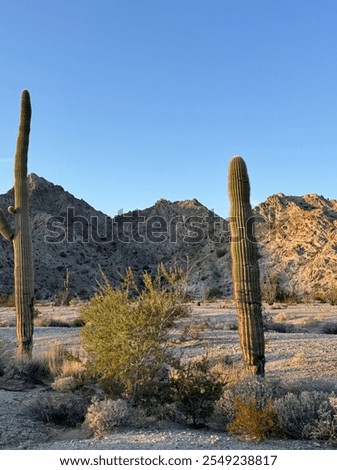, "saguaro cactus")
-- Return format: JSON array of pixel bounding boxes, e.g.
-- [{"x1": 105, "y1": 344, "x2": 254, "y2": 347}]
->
[
  {"x1": 228, "y1": 156, "x2": 265, "y2": 376},
  {"x1": 0, "y1": 90, "x2": 34, "y2": 357}
]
